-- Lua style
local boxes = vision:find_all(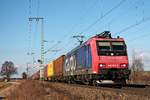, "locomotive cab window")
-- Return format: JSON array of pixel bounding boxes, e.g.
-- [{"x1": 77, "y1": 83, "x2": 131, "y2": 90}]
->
[
  {"x1": 97, "y1": 42, "x2": 111, "y2": 51},
  {"x1": 112, "y1": 42, "x2": 125, "y2": 51},
  {"x1": 97, "y1": 41, "x2": 127, "y2": 56}
]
